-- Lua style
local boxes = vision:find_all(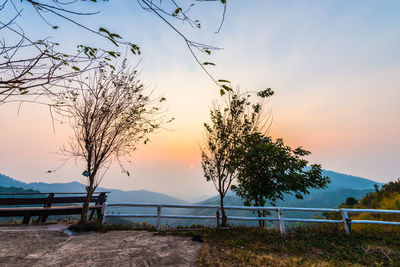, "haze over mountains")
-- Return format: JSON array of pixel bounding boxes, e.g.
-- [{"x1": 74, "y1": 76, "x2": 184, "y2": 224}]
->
[
  {"x1": 0, "y1": 170, "x2": 385, "y2": 226},
  {"x1": 0, "y1": 170, "x2": 383, "y2": 205},
  {"x1": 0, "y1": 173, "x2": 187, "y2": 204}
]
